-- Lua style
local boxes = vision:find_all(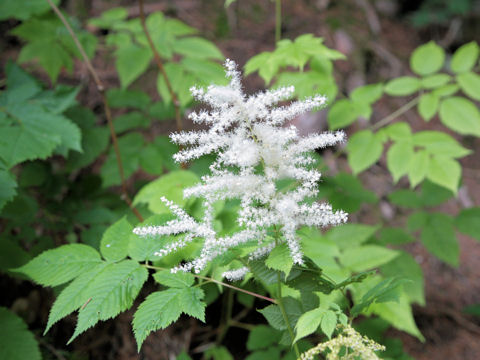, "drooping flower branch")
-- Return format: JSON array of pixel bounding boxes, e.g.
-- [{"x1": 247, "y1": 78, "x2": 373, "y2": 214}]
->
[{"x1": 133, "y1": 59, "x2": 347, "y2": 276}]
